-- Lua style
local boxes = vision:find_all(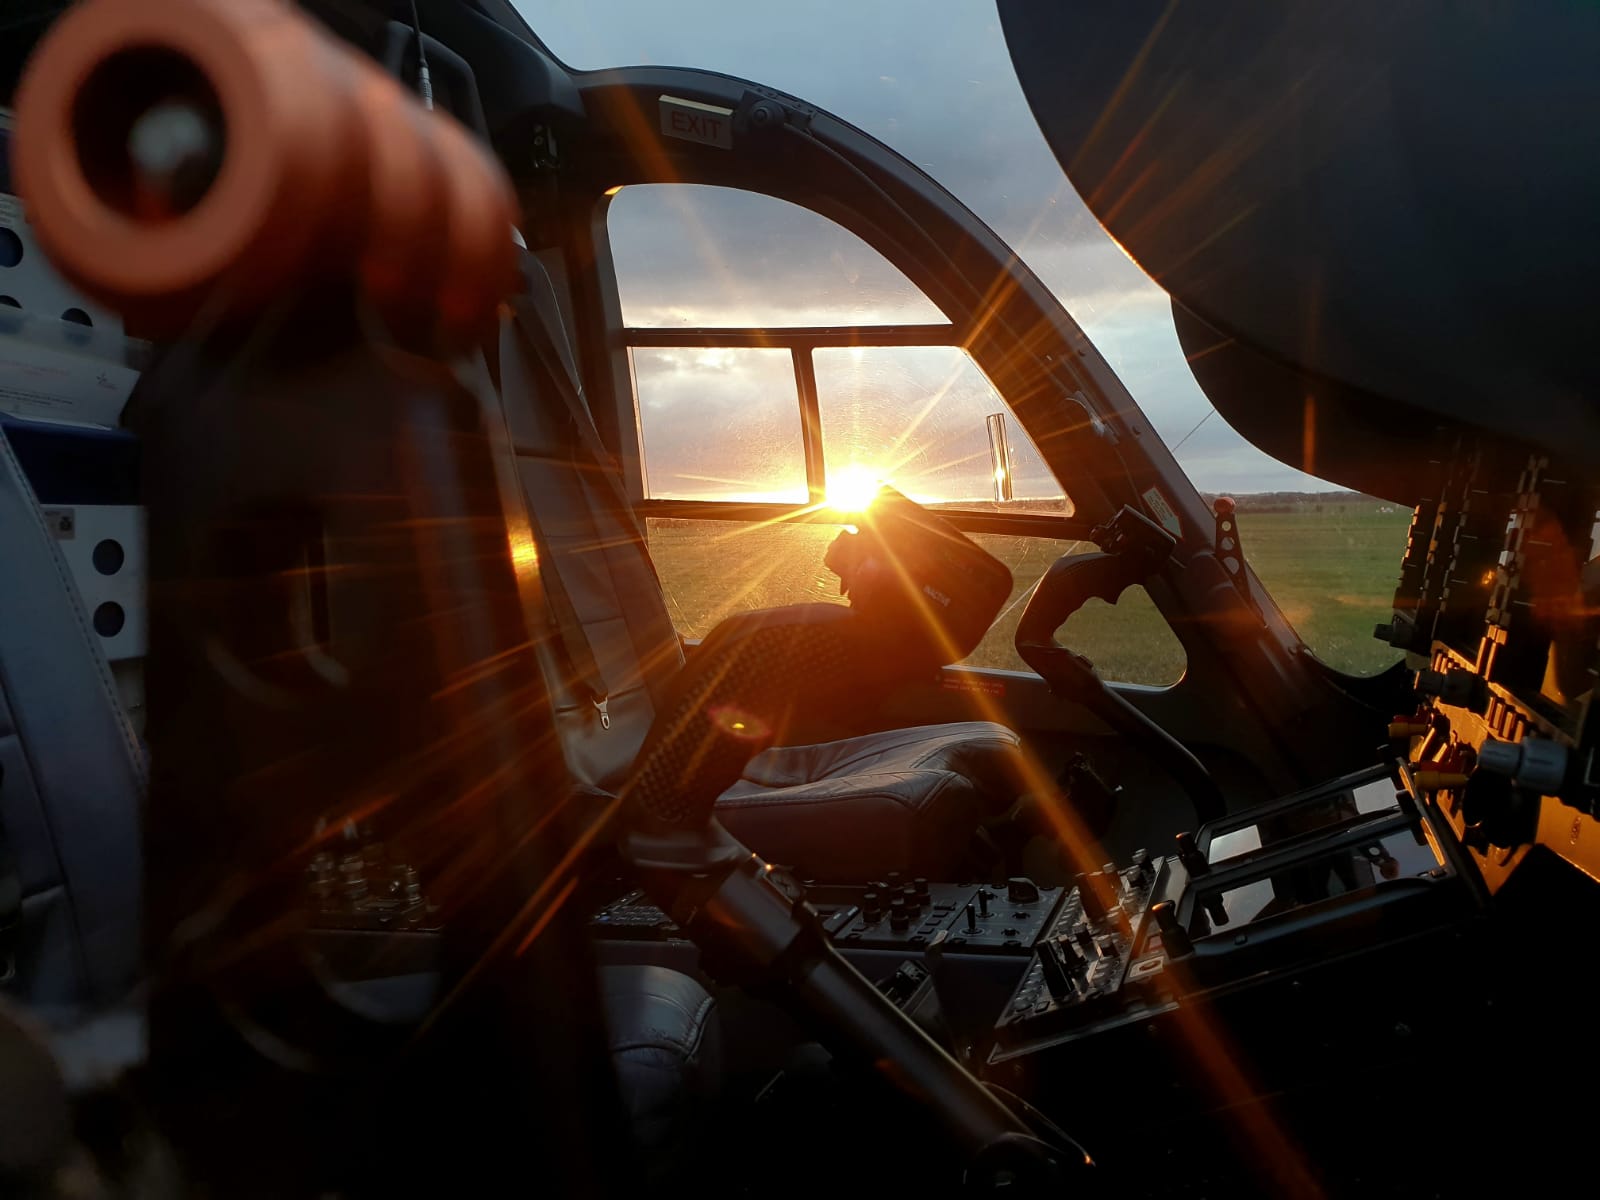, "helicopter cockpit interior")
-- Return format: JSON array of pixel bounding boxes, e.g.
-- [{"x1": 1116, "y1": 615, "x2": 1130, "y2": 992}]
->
[{"x1": 0, "y1": 1, "x2": 1596, "y2": 1195}]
